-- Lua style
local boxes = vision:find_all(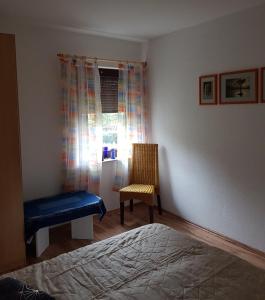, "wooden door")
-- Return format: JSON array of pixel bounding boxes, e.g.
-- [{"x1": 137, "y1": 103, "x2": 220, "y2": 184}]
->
[{"x1": 0, "y1": 33, "x2": 26, "y2": 274}]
